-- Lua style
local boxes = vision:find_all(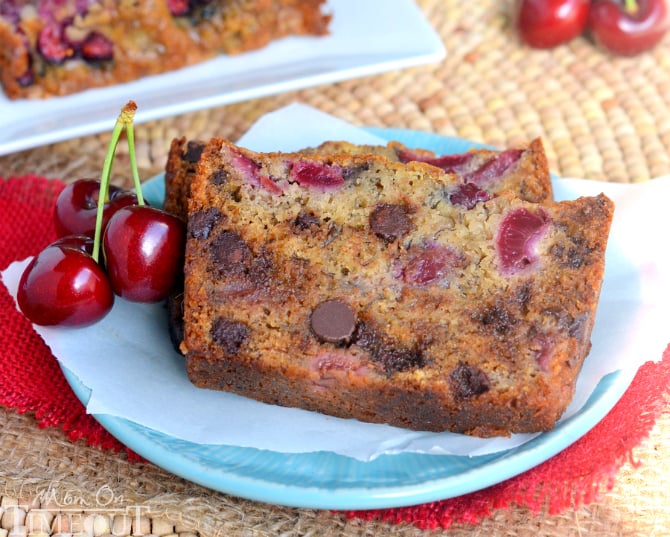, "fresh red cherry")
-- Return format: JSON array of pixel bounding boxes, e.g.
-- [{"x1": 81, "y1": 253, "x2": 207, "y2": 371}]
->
[
  {"x1": 589, "y1": 0, "x2": 669, "y2": 55},
  {"x1": 513, "y1": 0, "x2": 590, "y2": 48},
  {"x1": 103, "y1": 205, "x2": 186, "y2": 303},
  {"x1": 54, "y1": 178, "x2": 138, "y2": 238},
  {"x1": 17, "y1": 244, "x2": 114, "y2": 327}
]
